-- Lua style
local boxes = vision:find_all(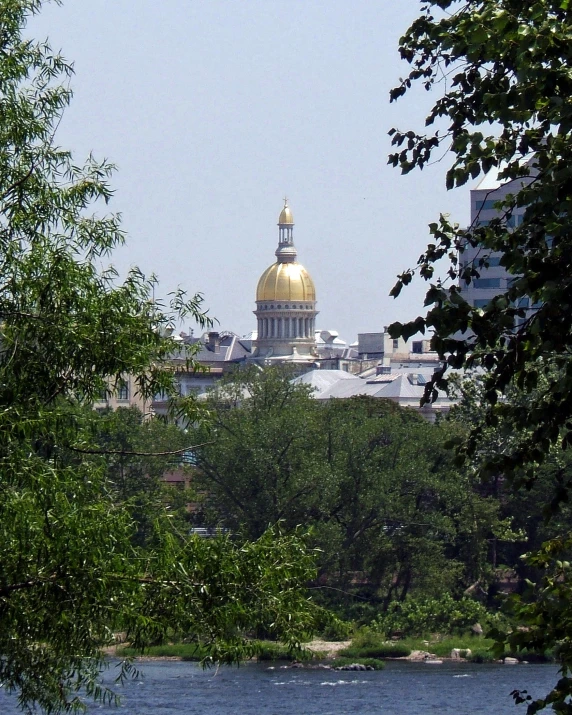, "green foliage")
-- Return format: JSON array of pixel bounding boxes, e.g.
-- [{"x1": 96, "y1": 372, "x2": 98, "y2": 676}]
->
[
  {"x1": 466, "y1": 650, "x2": 495, "y2": 664},
  {"x1": 347, "y1": 629, "x2": 390, "y2": 649},
  {"x1": 389, "y1": 0, "x2": 572, "y2": 488},
  {"x1": 340, "y1": 644, "x2": 411, "y2": 659},
  {"x1": 488, "y1": 536, "x2": 572, "y2": 709},
  {"x1": 340, "y1": 629, "x2": 411, "y2": 659},
  {"x1": 373, "y1": 594, "x2": 491, "y2": 637},
  {"x1": 449, "y1": 374, "x2": 572, "y2": 590},
  {"x1": 390, "y1": 2, "x2": 572, "y2": 709},
  {"x1": 0, "y1": 3, "x2": 319, "y2": 713},
  {"x1": 252, "y1": 641, "x2": 312, "y2": 662},
  {"x1": 86, "y1": 406, "x2": 194, "y2": 546},
  {"x1": 196, "y1": 368, "x2": 503, "y2": 604},
  {"x1": 119, "y1": 639, "x2": 318, "y2": 663},
  {"x1": 425, "y1": 637, "x2": 490, "y2": 659},
  {"x1": 118, "y1": 644, "x2": 209, "y2": 661},
  {"x1": 118, "y1": 639, "x2": 317, "y2": 663},
  {"x1": 317, "y1": 618, "x2": 352, "y2": 642}
]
